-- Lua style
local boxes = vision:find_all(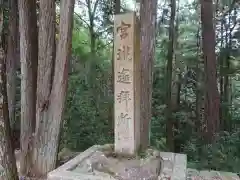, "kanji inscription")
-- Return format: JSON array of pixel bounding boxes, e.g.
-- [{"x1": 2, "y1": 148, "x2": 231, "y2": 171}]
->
[
  {"x1": 117, "y1": 113, "x2": 131, "y2": 125},
  {"x1": 116, "y1": 21, "x2": 131, "y2": 40},
  {"x1": 114, "y1": 12, "x2": 140, "y2": 155},
  {"x1": 116, "y1": 45, "x2": 132, "y2": 61},
  {"x1": 117, "y1": 91, "x2": 131, "y2": 112},
  {"x1": 117, "y1": 68, "x2": 131, "y2": 84}
]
